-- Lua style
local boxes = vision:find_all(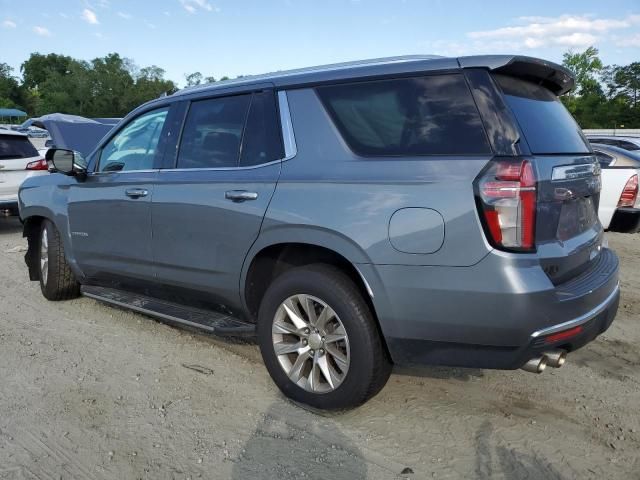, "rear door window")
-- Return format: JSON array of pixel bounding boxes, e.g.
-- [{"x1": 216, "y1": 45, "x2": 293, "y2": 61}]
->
[
  {"x1": 239, "y1": 91, "x2": 283, "y2": 167},
  {"x1": 177, "y1": 95, "x2": 251, "y2": 169},
  {"x1": 317, "y1": 74, "x2": 491, "y2": 156},
  {"x1": 494, "y1": 74, "x2": 590, "y2": 154},
  {"x1": 0, "y1": 135, "x2": 38, "y2": 159}
]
